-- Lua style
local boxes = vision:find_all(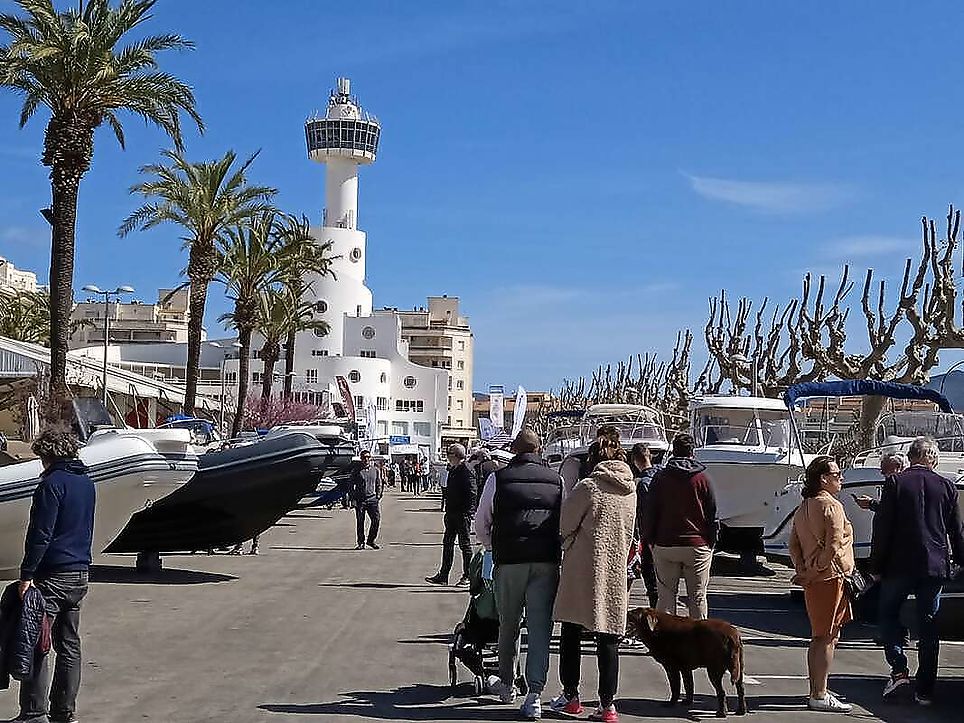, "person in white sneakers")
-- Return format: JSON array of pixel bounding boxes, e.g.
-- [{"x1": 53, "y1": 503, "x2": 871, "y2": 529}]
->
[{"x1": 788, "y1": 456, "x2": 855, "y2": 713}]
